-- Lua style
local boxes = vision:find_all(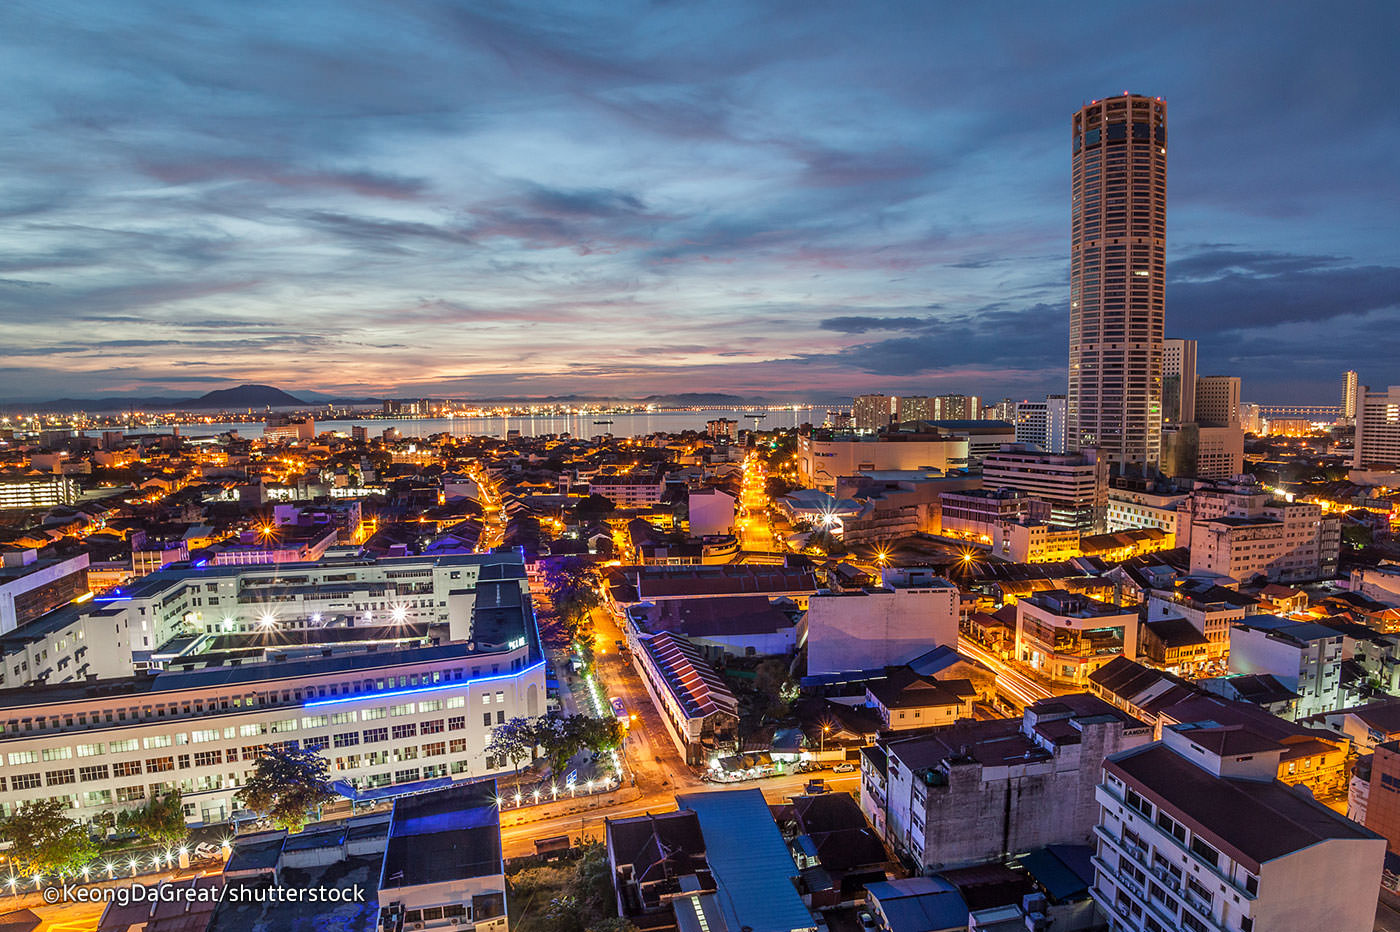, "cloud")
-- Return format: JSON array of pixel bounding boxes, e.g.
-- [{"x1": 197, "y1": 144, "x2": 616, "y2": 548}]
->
[{"x1": 819, "y1": 316, "x2": 931, "y2": 333}]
